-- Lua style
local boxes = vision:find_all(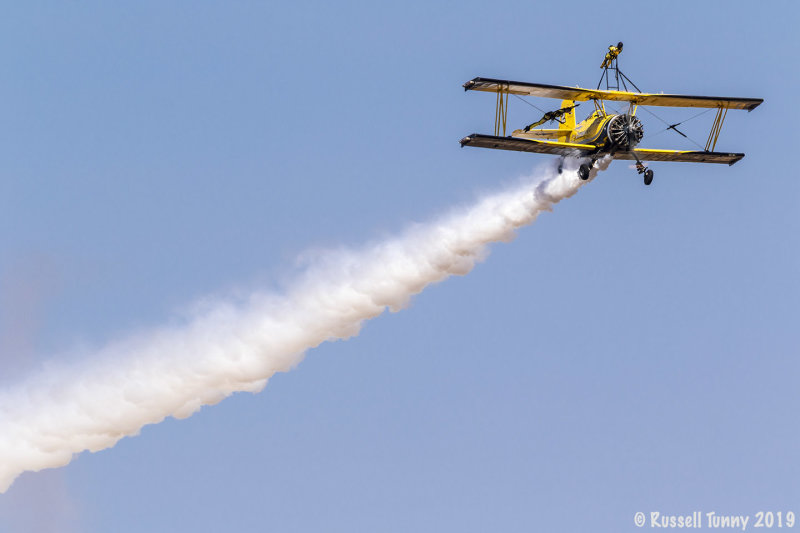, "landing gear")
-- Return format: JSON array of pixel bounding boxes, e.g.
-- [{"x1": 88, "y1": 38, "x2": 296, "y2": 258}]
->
[
  {"x1": 635, "y1": 160, "x2": 654, "y2": 186},
  {"x1": 557, "y1": 158, "x2": 564, "y2": 174},
  {"x1": 578, "y1": 163, "x2": 591, "y2": 181}
]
